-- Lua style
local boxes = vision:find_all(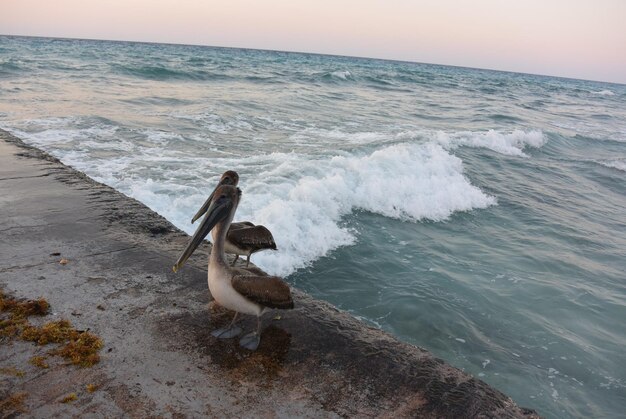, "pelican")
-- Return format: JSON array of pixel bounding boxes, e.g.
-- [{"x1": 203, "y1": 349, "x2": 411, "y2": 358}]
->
[
  {"x1": 192, "y1": 171, "x2": 277, "y2": 267},
  {"x1": 173, "y1": 185, "x2": 293, "y2": 350}
]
